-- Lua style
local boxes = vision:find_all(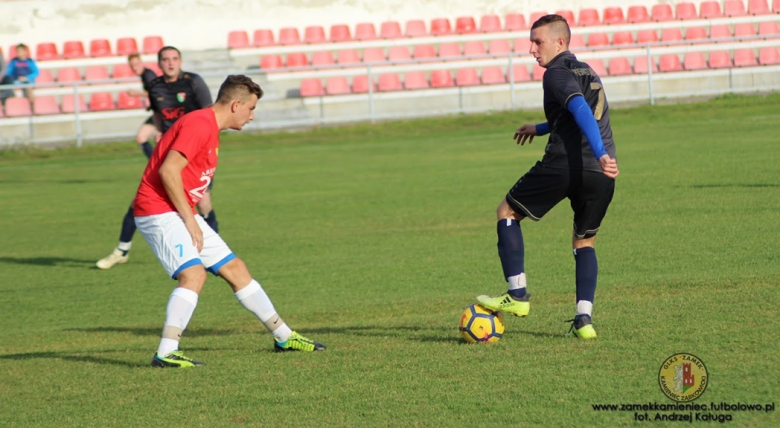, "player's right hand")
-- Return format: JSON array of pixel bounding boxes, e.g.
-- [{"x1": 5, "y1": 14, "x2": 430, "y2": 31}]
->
[
  {"x1": 185, "y1": 218, "x2": 204, "y2": 253},
  {"x1": 514, "y1": 124, "x2": 537, "y2": 145},
  {"x1": 599, "y1": 155, "x2": 619, "y2": 179}
]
